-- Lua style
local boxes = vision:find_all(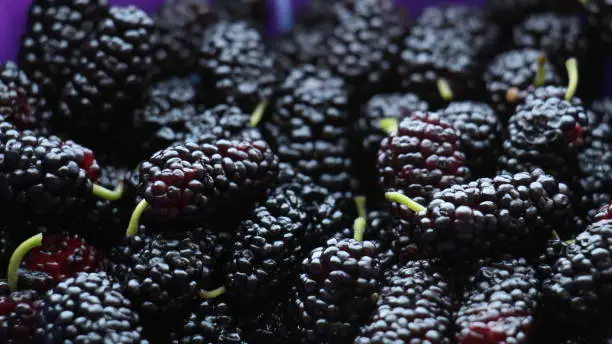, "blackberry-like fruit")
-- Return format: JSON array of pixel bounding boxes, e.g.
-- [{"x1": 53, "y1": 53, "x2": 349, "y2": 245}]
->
[
  {"x1": 416, "y1": 5, "x2": 500, "y2": 59},
  {"x1": 543, "y1": 220, "x2": 612, "y2": 322},
  {"x1": 291, "y1": 237, "x2": 380, "y2": 343},
  {"x1": 115, "y1": 228, "x2": 225, "y2": 327},
  {"x1": 107, "y1": 233, "x2": 153, "y2": 284},
  {"x1": 35, "y1": 271, "x2": 146, "y2": 343},
  {"x1": 354, "y1": 260, "x2": 453, "y2": 344},
  {"x1": 398, "y1": 25, "x2": 479, "y2": 107},
  {"x1": 152, "y1": 0, "x2": 217, "y2": 80},
  {"x1": 0, "y1": 61, "x2": 51, "y2": 132},
  {"x1": 484, "y1": 49, "x2": 560, "y2": 119},
  {"x1": 134, "y1": 139, "x2": 278, "y2": 224},
  {"x1": 241, "y1": 300, "x2": 295, "y2": 344},
  {"x1": 0, "y1": 282, "x2": 41, "y2": 344},
  {"x1": 357, "y1": 93, "x2": 429, "y2": 194},
  {"x1": 584, "y1": 0, "x2": 612, "y2": 52},
  {"x1": 59, "y1": 5, "x2": 156, "y2": 144},
  {"x1": 439, "y1": 101, "x2": 501, "y2": 177},
  {"x1": 390, "y1": 170, "x2": 572, "y2": 260},
  {"x1": 226, "y1": 187, "x2": 308, "y2": 307},
  {"x1": 594, "y1": 202, "x2": 612, "y2": 223},
  {"x1": 197, "y1": 20, "x2": 276, "y2": 112},
  {"x1": 0, "y1": 130, "x2": 107, "y2": 218},
  {"x1": 168, "y1": 297, "x2": 244, "y2": 343},
  {"x1": 133, "y1": 78, "x2": 198, "y2": 156},
  {"x1": 265, "y1": 64, "x2": 357, "y2": 197},
  {"x1": 456, "y1": 257, "x2": 540, "y2": 344},
  {"x1": 499, "y1": 86, "x2": 588, "y2": 181},
  {"x1": 19, "y1": 0, "x2": 110, "y2": 103},
  {"x1": 377, "y1": 111, "x2": 471, "y2": 205},
  {"x1": 320, "y1": 0, "x2": 407, "y2": 98},
  {"x1": 182, "y1": 104, "x2": 263, "y2": 144},
  {"x1": 19, "y1": 234, "x2": 103, "y2": 292}
]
